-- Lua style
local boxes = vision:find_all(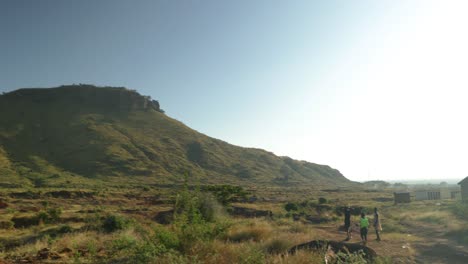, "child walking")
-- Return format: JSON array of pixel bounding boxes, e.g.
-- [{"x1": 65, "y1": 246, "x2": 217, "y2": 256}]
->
[{"x1": 360, "y1": 212, "x2": 369, "y2": 245}]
